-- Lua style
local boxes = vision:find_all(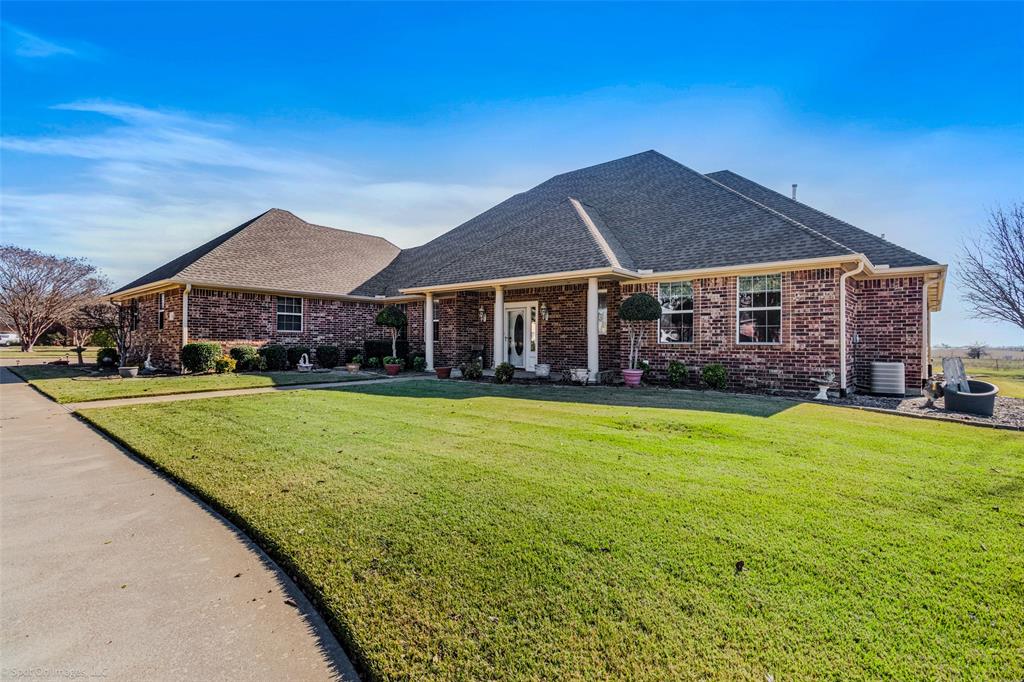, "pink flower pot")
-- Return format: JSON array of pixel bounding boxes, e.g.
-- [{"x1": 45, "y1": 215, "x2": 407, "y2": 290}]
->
[
  {"x1": 622, "y1": 368, "x2": 643, "y2": 387},
  {"x1": 435, "y1": 367, "x2": 452, "y2": 379},
  {"x1": 385, "y1": 363, "x2": 402, "y2": 376}
]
